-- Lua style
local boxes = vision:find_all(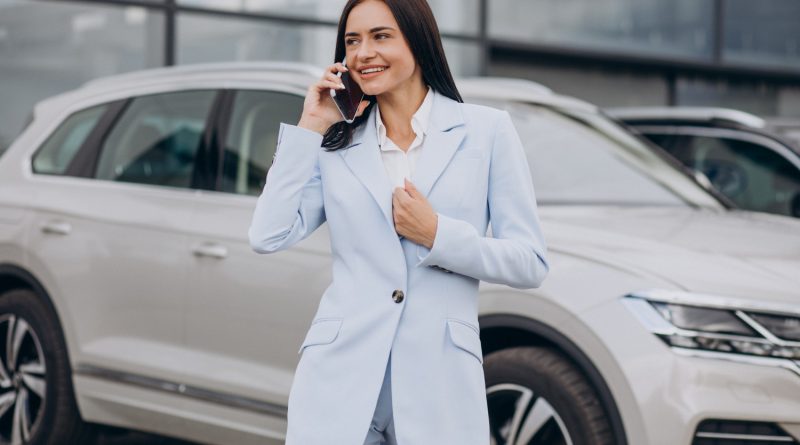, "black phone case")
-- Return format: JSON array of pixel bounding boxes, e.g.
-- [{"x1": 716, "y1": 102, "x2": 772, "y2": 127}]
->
[{"x1": 331, "y1": 68, "x2": 365, "y2": 123}]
